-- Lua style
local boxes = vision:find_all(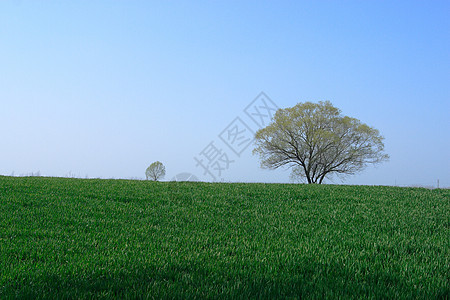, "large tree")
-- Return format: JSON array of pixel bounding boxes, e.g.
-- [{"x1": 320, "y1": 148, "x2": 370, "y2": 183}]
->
[
  {"x1": 146, "y1": 161, "x2": 166, "y2": 181},
  {"x1": 253, "y1": 101, "x2": 388, "y2": 184}
]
